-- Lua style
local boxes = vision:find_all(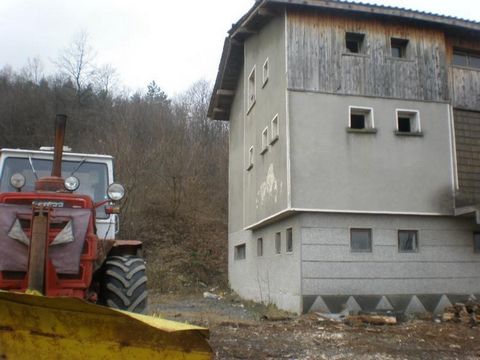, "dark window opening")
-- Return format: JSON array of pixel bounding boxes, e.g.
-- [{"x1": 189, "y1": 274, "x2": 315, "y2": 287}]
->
[
  {"x1": 346, "y1": 32, "x2": 365, "y2": 54},
  {"x1": 257, "y1": 238, "x2": 263, "y2": 257},
  {"x1": 398, "y1": 230, "x2": 418, "y2": 252},
  {"x1": 350, "y1": 229, "x2": 372, "y2": 252},
  {"x1": 350, "y1": 114, "x2": 366, "y2": 129},
  {"x1": 474, "y1": 232, "x2": 480, "y2": 253},
  {"x1": 391, "y1": 38, "x2": 409, "y2": 58},
  {"x1": 275, "y1": 232, "x2": 281, "y2": 254},
  {"x1": 286, "y1": 228, "x2": 293, "y2": 253},
  {"x1": 398, "y1": 117, "x2": 411, "y2": 132},
  {"x1": 234, "y1": 244, "x2": 246, "y2": 260}
]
